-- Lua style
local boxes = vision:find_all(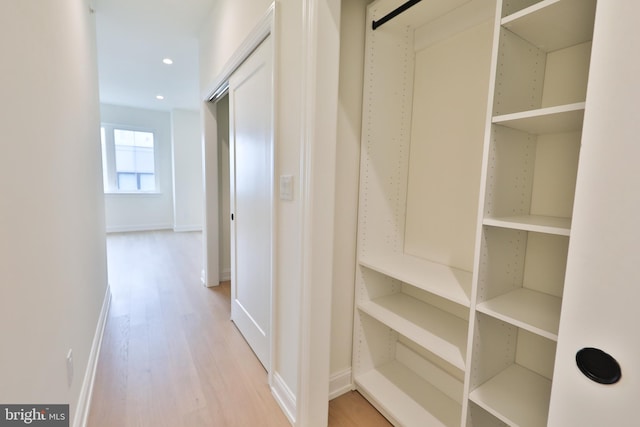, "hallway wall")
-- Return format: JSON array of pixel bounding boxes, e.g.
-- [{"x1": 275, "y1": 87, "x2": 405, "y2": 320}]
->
[
  {"x1": 0, "y1": 0, "x2": 108, "y2": 424},
  {"x1": 171, "y1": 108, "x2": 204, "y2": 232}
]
